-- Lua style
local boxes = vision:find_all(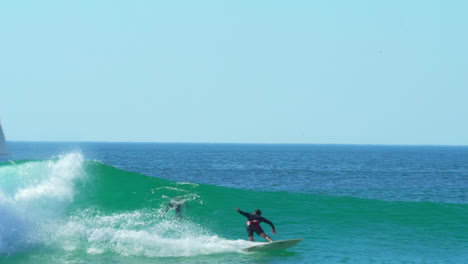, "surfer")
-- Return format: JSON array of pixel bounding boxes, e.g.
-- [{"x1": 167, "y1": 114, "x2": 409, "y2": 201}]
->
[
  {"x1": 165, "y1": 197, "x2": 185, "y2": 219},
  {"x1": 236, "y1": 207, "x2": 276, "y2": 242}
]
